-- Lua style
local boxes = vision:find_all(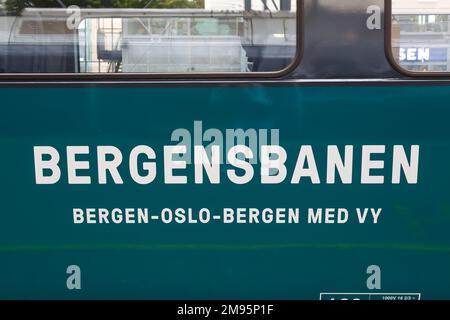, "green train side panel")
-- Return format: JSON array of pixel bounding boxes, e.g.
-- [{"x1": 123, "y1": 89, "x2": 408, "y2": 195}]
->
[{"x1": 0, "y1": 85, "x2": 448, "y2": 299}]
